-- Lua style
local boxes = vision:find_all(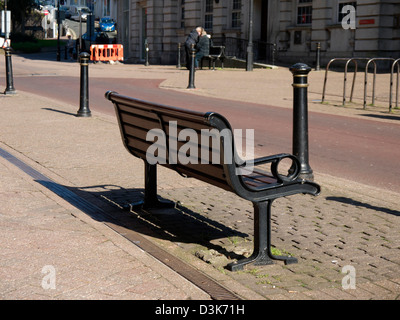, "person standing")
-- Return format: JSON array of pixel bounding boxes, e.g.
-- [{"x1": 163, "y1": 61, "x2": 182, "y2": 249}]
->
[
  {"x1": 184, "y1": 27, "x2": 202, "y2": 70},
  {"x1": 67, "y1": 35, "x2": 74, "y2": 60}
]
